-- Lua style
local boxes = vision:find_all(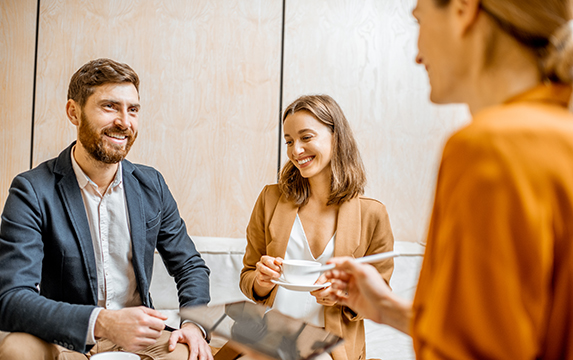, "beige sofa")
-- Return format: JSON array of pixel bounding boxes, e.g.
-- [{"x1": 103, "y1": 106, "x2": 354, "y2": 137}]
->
[
  {"x1": 0, "y1": 237, "x2": 424, "y2": 359},
  {"x1": 162, "y1": 237, "x2": 424, "y2": 360}
]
